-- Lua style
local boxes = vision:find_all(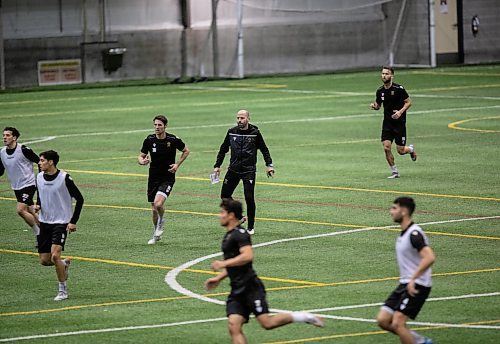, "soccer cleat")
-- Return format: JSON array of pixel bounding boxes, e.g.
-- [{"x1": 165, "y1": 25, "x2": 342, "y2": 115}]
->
[
  {"x1": 304, "y1": 314, "x2": 324, "y2": 328},
  {"x1": 63, "y1": 258, "x2": 71, "y2": 281},
  {"x1": 147, "y1": 236, "x2": 162, "y2": 245},
  {"x1": 54, "y1": 291, "x2": 68, "y2": 301},
  {"x1": 154, "y1": 218, "x2": 165, "y2": 237},
  {"x1": 247, "y1": 228, "x2": 255, "y2": 235},
  {"x1": 387, "y1": 172, "x2": 400, "y2": 179},
  {"x1": 422, "y1": 338, "x2": 433, "y2": 344},
  {"x1": 409, "y1": 144, "x2": 417, "y2": 161}
]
